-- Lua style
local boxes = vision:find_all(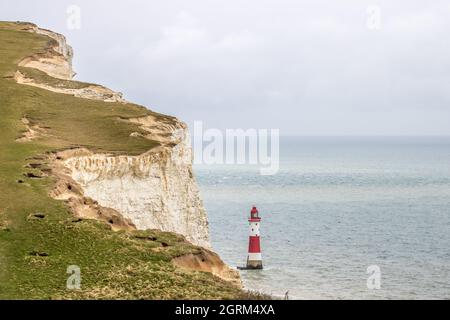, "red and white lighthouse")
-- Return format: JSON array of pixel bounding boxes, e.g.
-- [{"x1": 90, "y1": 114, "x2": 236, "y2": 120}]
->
[{"x1": 246, "y1": 206, "x2": 263, "y2": 269}]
